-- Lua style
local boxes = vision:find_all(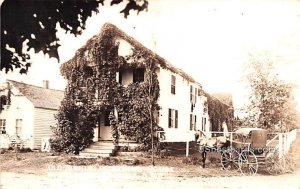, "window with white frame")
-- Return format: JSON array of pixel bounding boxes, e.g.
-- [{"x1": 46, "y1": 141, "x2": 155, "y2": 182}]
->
[
  {"x1": 190, "y1": 85, "x2": 196, "y2": 103},
  {"x1": 197, "y1": 88, "x2": 202, "y2": 96},
  {"x1": 168, "y1": 109, "x2": 178, "y2": 128},
  {"x1": 201, "y1": 117, "x2": 207, "y2": 131},
  {"x1": 16, "y1": 119, "x2": 22, "y2": 136},
  {"x1": 190, "y1": 114, "x2": 197, "y2": 131},
  {"x1": 0, "y1": 119, "x2": 6, "y2": 134},
  {"x1": 171, "y1": 75, "x2": 176, "y2": 94}
]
